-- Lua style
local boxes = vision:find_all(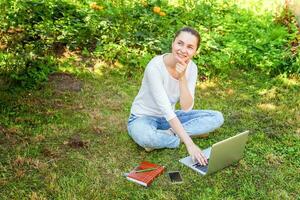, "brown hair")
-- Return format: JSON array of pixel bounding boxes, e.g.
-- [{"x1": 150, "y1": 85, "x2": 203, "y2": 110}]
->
[{"x1": 174, "y1": 27, "x2": 201, "y2": 50}]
